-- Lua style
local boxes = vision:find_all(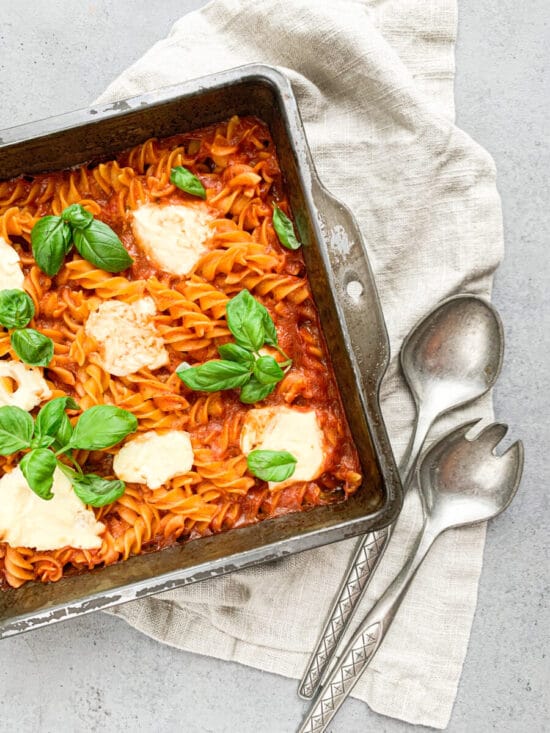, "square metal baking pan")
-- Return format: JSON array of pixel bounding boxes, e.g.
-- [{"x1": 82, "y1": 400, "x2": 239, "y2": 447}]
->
[{"x1": 0, "y1": 64, "x2": 402, "y2": 638}]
